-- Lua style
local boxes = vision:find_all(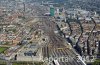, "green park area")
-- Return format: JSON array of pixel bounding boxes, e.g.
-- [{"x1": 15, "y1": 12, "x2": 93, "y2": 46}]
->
[
  {"x1": 92, "y1": 59, "x2": 100, "y2": 65},
  {"x1": 0, "y1": 61, "x2": 6, "y2": 65},
  {"x1": 12, "y1": 62, "x2": 32, "y2": 65},
  {"x1": 12, "y1": 62, "x2": 44, "y2": 65},
  {"x1": 0, "y1": 63, "x2": 6, "y2": 65},
  {"x1": 0, "y1": 47, "x2": 8, "y2": 53}
]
